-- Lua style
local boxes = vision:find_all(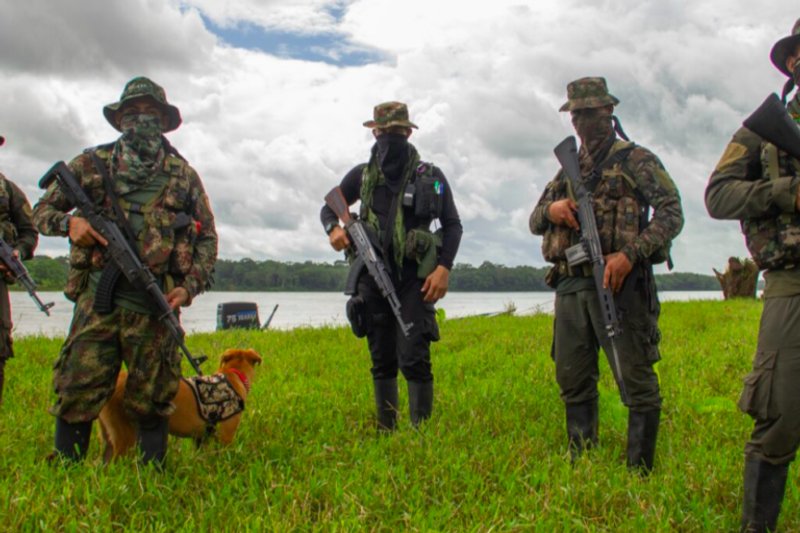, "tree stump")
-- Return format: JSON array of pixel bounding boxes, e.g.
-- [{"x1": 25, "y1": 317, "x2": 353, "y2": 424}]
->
[{"x1": 713, "y1": 257, "x2": 759, "y2": 299}]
